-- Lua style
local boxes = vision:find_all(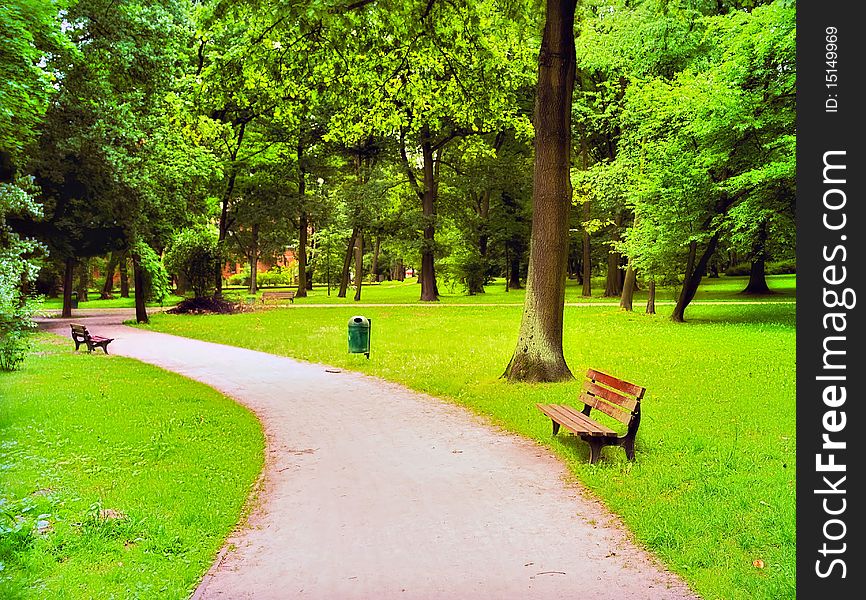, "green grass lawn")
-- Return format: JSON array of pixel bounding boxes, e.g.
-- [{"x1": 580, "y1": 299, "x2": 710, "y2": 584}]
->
[
  {"x1": 223, "y1": 273, "x2": 796, "y2": 306},
  {"x1": 139, "y1": 297, "x2": 795, "y2": 600},
  {"x1": 39, "y1": 293, "x2": 186, "y2": 310},
  {"x1": 0, "y1": 335, "x2": 264, "y2": 599},
  {"x1": 37, "y1": 274, "x2": 795, "y2": 311}
]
